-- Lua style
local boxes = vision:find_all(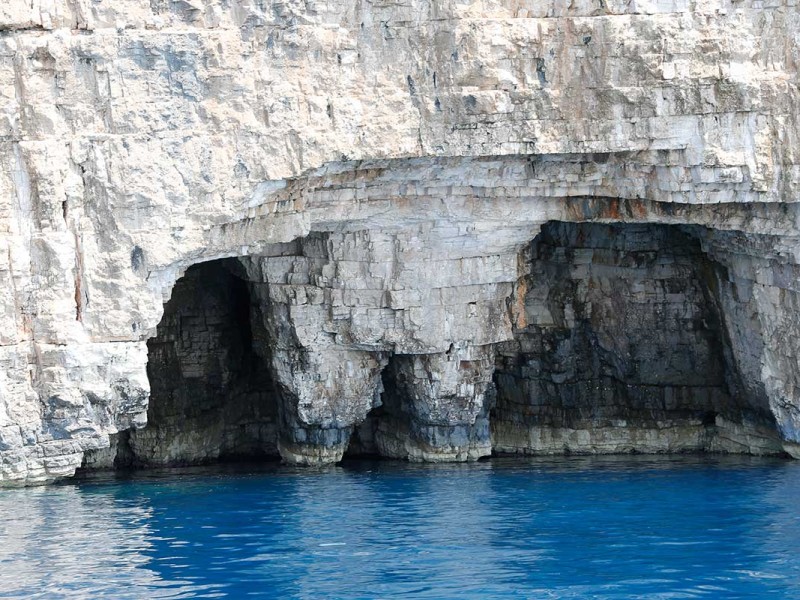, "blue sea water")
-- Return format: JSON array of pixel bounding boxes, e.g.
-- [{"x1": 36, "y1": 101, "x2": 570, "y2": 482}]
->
[{"x1": 2, "y1": 456, "x2": 800, "y2": 599}]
